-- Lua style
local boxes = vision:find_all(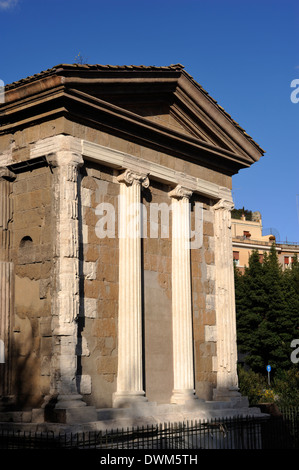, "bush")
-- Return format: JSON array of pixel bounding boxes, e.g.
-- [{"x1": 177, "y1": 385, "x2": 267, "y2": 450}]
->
[
  {"x1": 238, "y1": 365, "x2": 299, "y2": 407},
  {"x1": 272, "y1": 368, "x2": 299, "y2": 407},
  {"x1": 238, "y1": 366, "x2": 267, "y2": 405}
]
